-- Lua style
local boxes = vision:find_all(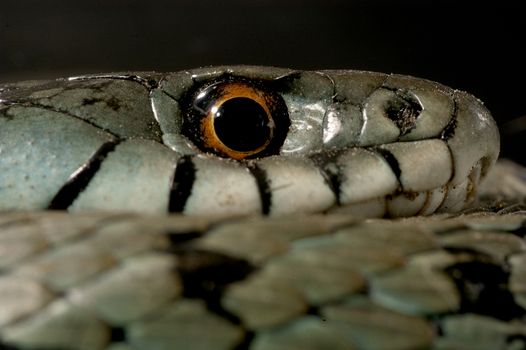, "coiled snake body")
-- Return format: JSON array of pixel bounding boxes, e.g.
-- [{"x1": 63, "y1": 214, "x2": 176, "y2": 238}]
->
[{"x1": 0, "y1": 66, "x2": 524, "y2": 350}]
